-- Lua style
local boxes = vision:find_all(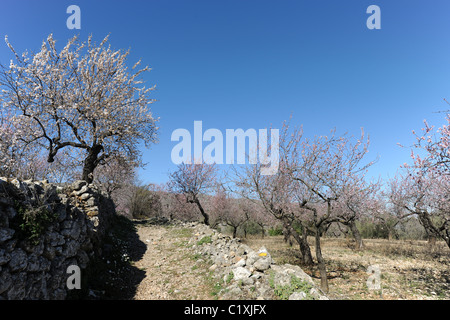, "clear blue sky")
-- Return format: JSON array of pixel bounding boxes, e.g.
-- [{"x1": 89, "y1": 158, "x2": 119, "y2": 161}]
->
[{"x1": 1, "y1": 0, "x2": 450, "y2": 184}]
